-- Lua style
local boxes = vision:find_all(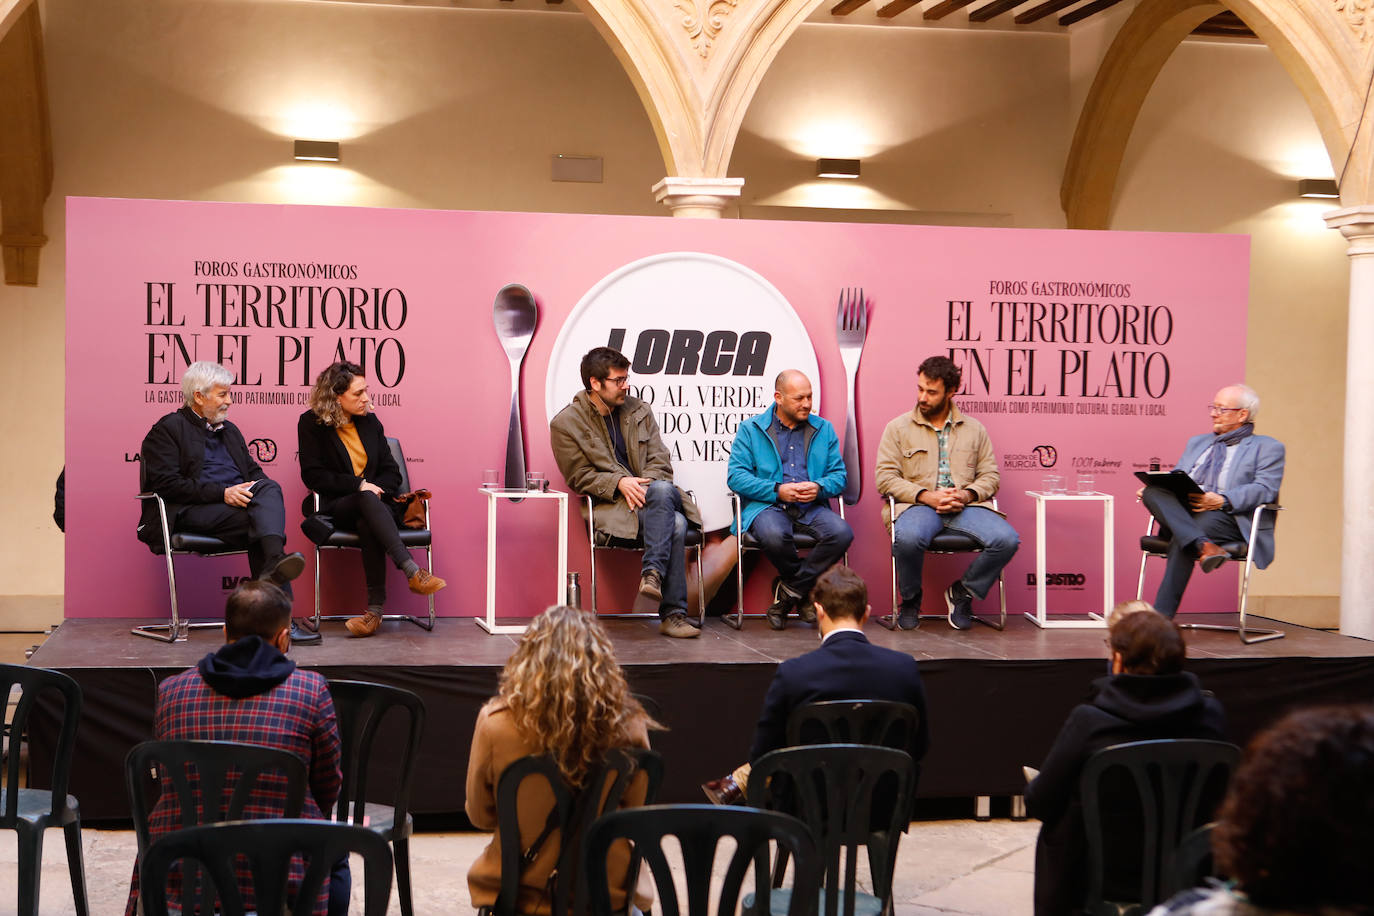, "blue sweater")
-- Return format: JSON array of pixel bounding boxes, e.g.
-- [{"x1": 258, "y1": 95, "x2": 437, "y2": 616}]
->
[{"x1": 727, "y1": 405, "x2": 847, "y2": 534}]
